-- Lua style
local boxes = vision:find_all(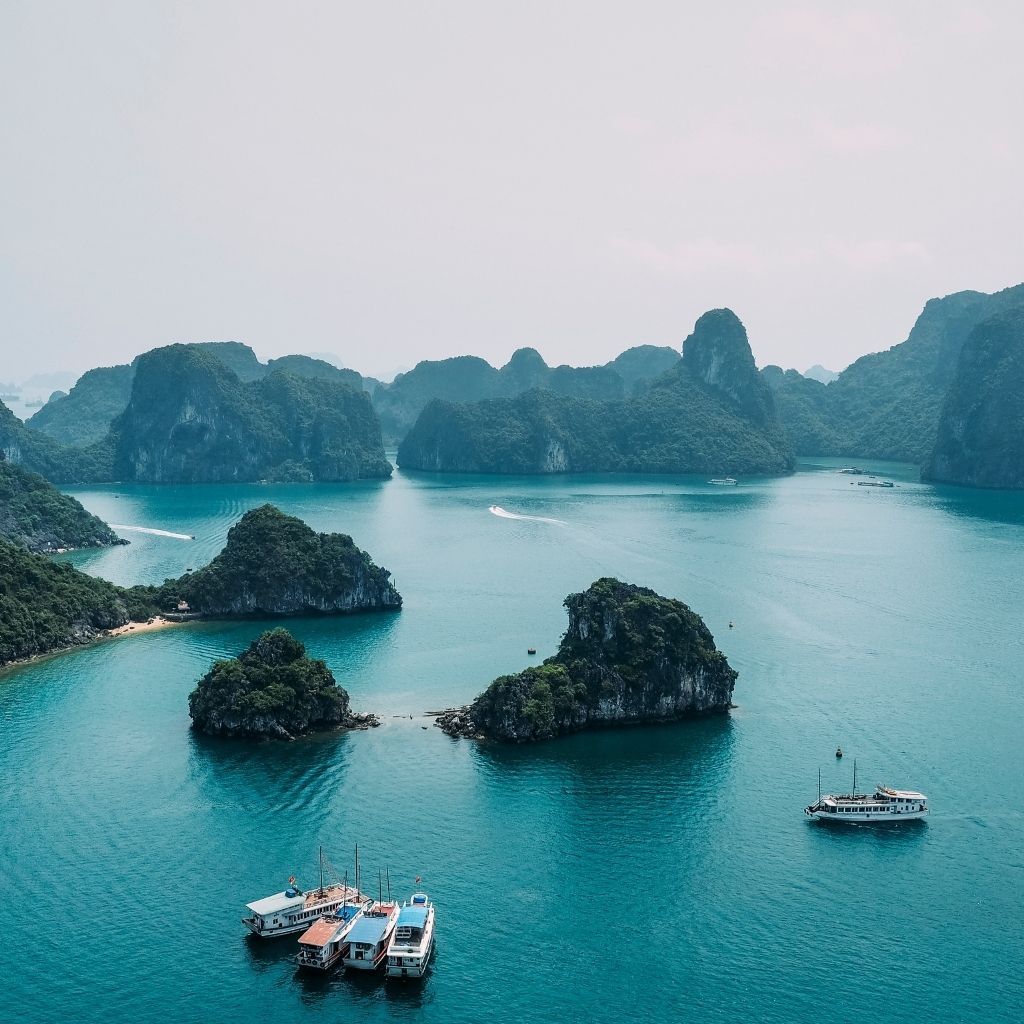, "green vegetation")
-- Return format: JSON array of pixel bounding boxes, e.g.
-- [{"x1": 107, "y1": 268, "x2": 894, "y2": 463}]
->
[
  {"x1": 0, "y1": 504, "x2": 399, "y2": 669},
  {"x1": 0, "y1": 457, "x2": 124, "y2": 553},
  {"x1": 456, "y1": 578, "x2": 736, "y2": 742},
  {"x1": 130, "y1": 504, "x2": 402, "y2": 616},
  {"x1": 607, "y1": 345, "x2": 681, "y2": 392},
  {"x1": 768, "y1": 284, "x2": 1024, "y2": 463},
  {"x1": 188, "y1": 628, "x2": 363, "y2": 739},
  {"x1": 0, "y1": 538, "x2": 156, "y2": 665},
  {"x1": 399, "y1": 311, "x2": 793, "y2": 475},
  {"x1": 925, "y1": 307, "x2": 1024, "y2": 488},
  {"x1": 112, "y1": 344, "x2": 390, "y2": 483},
  {"x1": 27, "y1": 364, "x2": 135, "y2": 447}
]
